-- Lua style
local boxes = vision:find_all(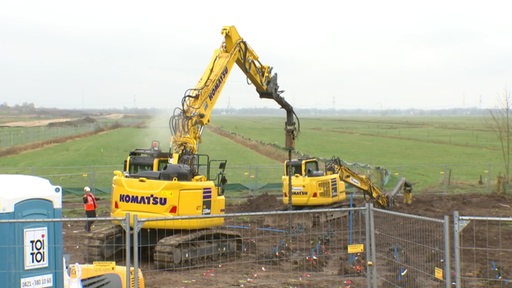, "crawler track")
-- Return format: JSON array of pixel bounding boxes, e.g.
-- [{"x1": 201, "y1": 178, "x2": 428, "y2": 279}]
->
[
  {"x1": 153, "y1": 229, "x2": 243, "y2": 270},
  {"x1": 84, "y1": 225, "x2": 126, "y2": 262},
  {"x1": 84, "y1": 225, "x2": 243, "y2": 270}
]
